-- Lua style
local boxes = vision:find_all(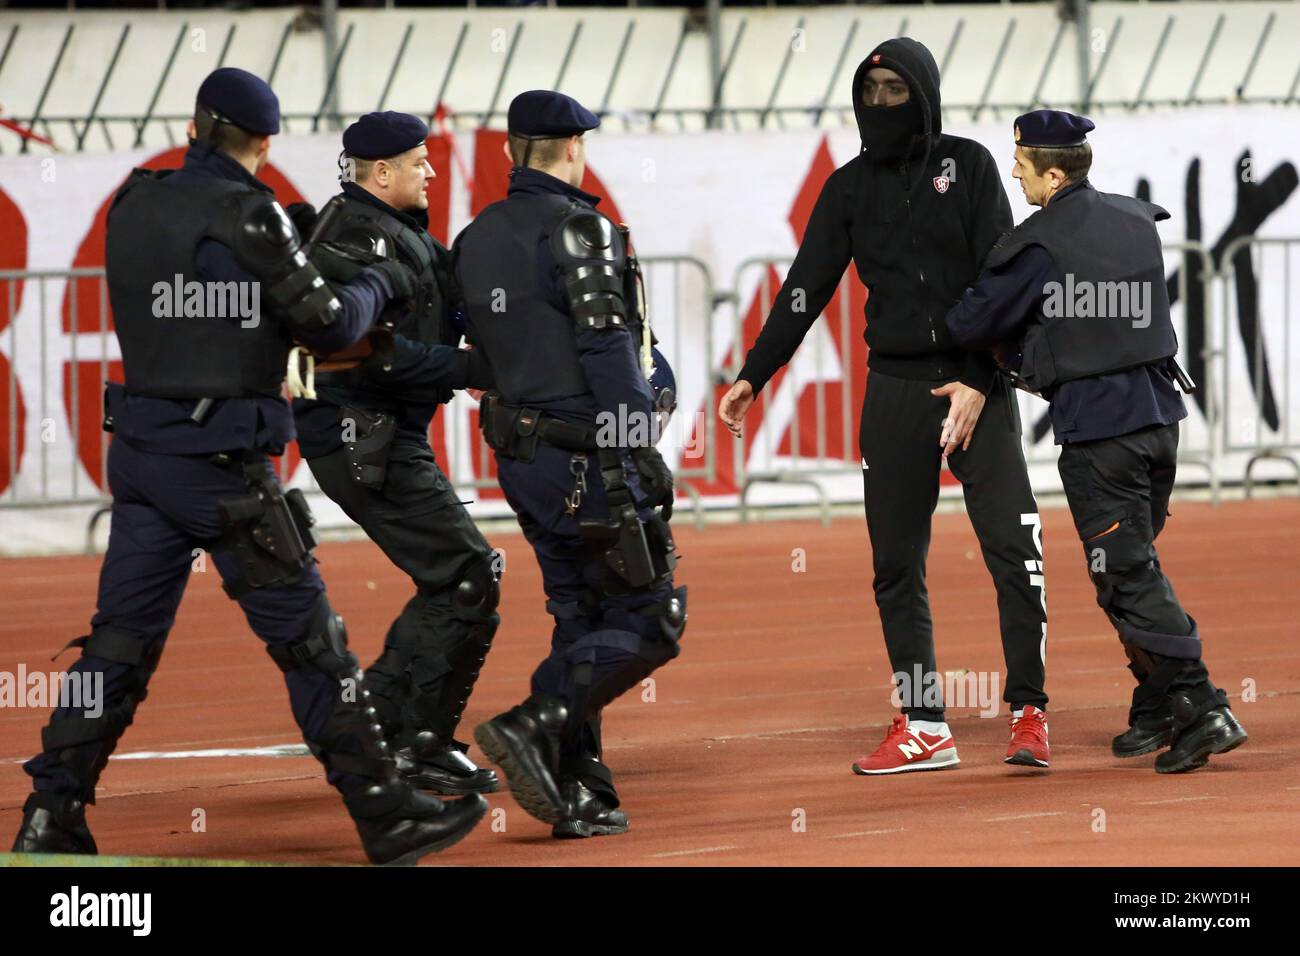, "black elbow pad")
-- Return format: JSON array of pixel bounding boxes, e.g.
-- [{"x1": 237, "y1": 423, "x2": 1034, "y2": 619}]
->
[
  {"x1": 549, "y1": 209, "x2": 629, "y2": 331},
  {"x1": 226, "y1": 194, "x2": 341, "y2": 335}
]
